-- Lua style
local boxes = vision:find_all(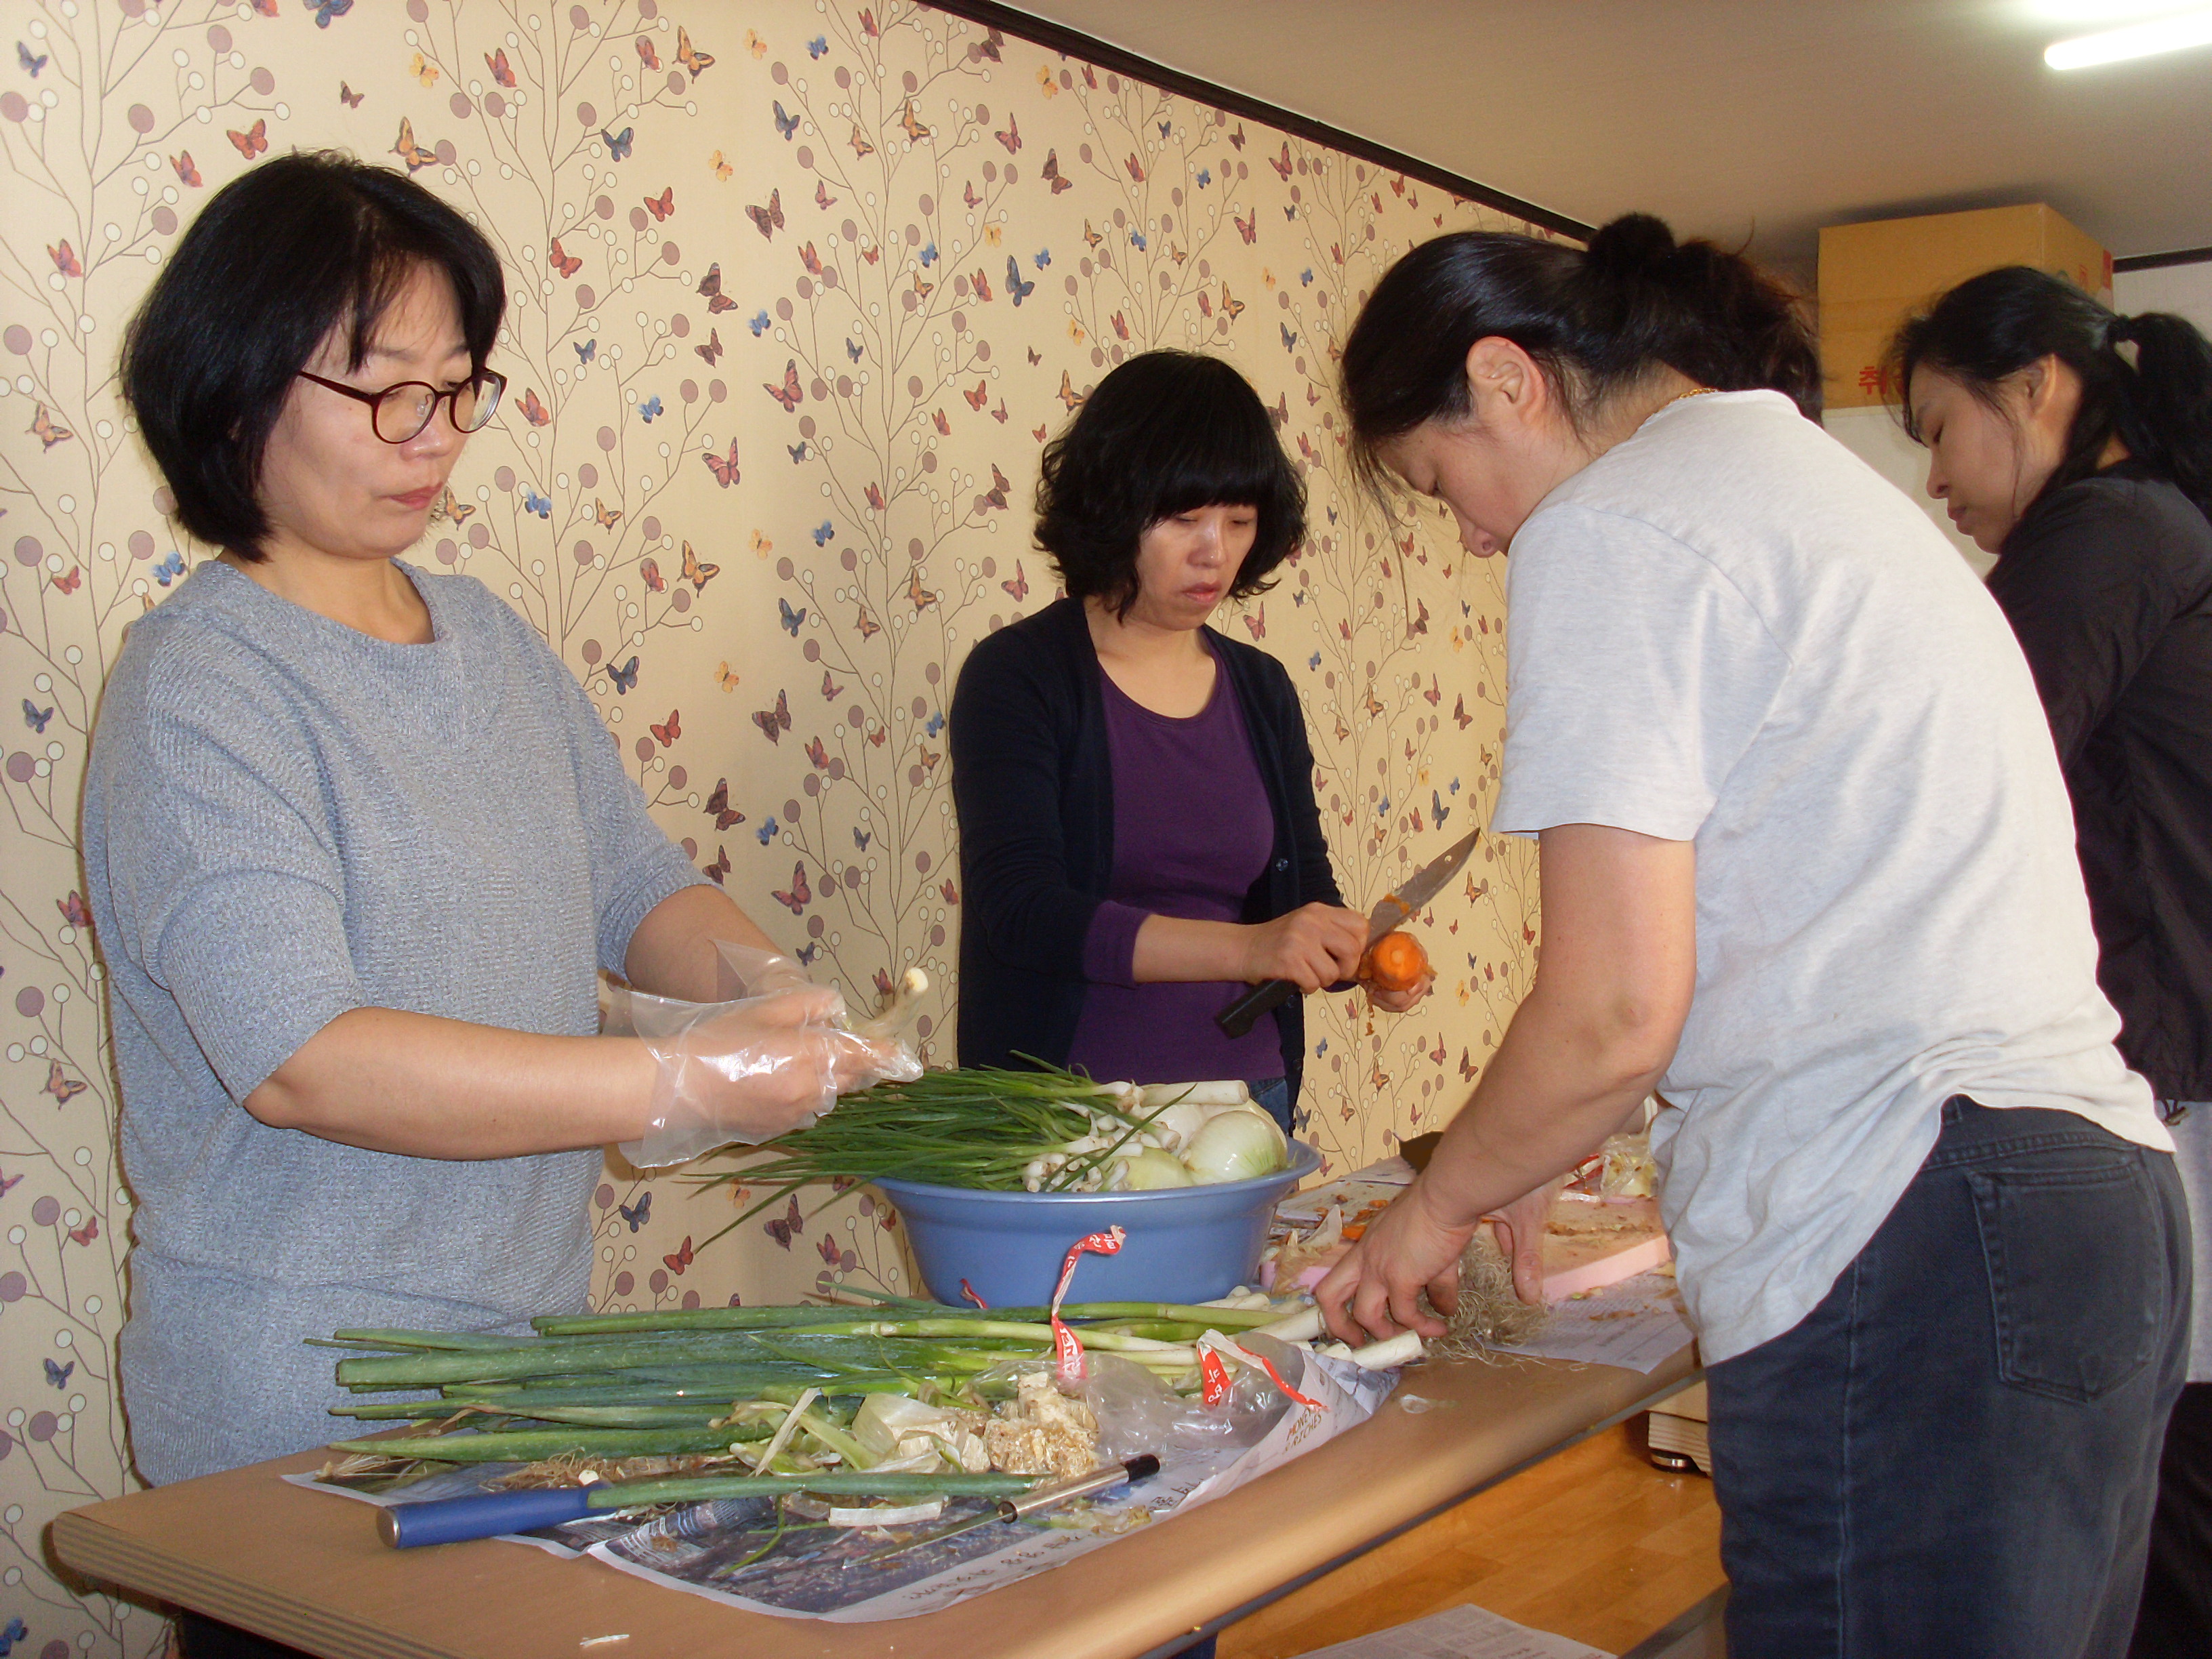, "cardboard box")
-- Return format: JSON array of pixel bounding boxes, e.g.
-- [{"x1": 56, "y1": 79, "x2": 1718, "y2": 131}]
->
[{"x1": 1819, "y1": 204, "x2": 2114, "y2": 409}]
